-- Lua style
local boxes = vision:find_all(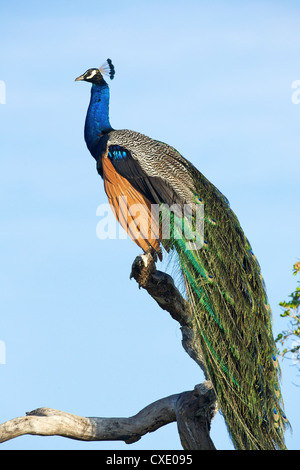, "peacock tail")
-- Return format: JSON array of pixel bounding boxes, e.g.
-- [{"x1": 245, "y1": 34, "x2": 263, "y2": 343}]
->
[
  {"x1": 164, "y1": 167, "x2": 288, "y2": 450},
  {"x1": 76, "y1": 60, "x2": 288, "y2": 450}
]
